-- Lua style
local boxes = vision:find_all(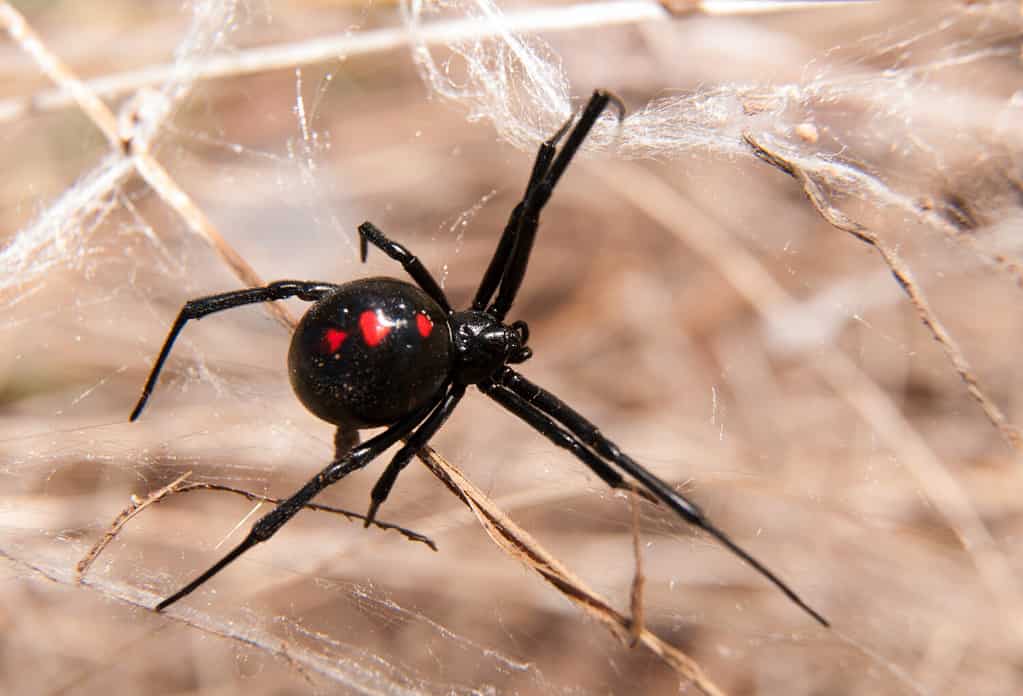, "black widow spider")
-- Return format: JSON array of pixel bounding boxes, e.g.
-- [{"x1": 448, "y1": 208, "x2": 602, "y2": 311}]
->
[{"x1": 131, "y1": 90, "x2": 828, "y2": 627}]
